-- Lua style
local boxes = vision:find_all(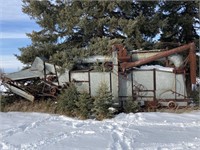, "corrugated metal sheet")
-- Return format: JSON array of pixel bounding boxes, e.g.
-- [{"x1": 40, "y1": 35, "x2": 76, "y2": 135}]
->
[
  {"x1": 5, "y1": 68, "x2": 44, "y2": 80},
  {"x1": 5, "y1": 83, "x2": 34, "y2": 101}
]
